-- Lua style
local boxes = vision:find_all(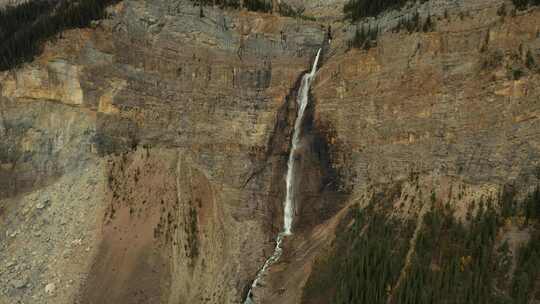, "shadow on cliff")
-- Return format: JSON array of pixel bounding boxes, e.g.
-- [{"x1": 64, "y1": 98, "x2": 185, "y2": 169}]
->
[
  {"x1": 240, "y1": 59, "x2": 355, "y2": 299},
  {"x1": 292, "y1": 90, "x2": 352, "y2": 233},
  {"x1": 247, "y1": 47, "x2": 351, "y2": 237}
]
